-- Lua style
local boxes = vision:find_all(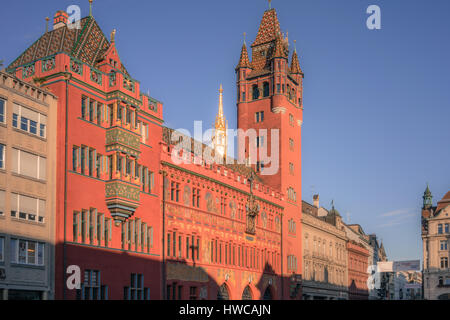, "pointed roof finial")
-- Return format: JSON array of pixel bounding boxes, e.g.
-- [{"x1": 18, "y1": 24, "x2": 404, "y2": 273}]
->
[
  {"x1": 294, "y1": 39, "x2": 297, "y2": 52},
  {"x1": 111, "y1": 29, "x2": 116, "y2": 43},
  {"x1": 45, "y1": 17, "x2": 49, "y2": 33},
  {"x1": 243, "y1": 32, "x2": 247, "y2": 45},
  {"x1": 269, "y1": 0, "x2": 272, "y2": 10},
  {"x1": 89, "y1": 0, "x2": 93, "y2": 17}
]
